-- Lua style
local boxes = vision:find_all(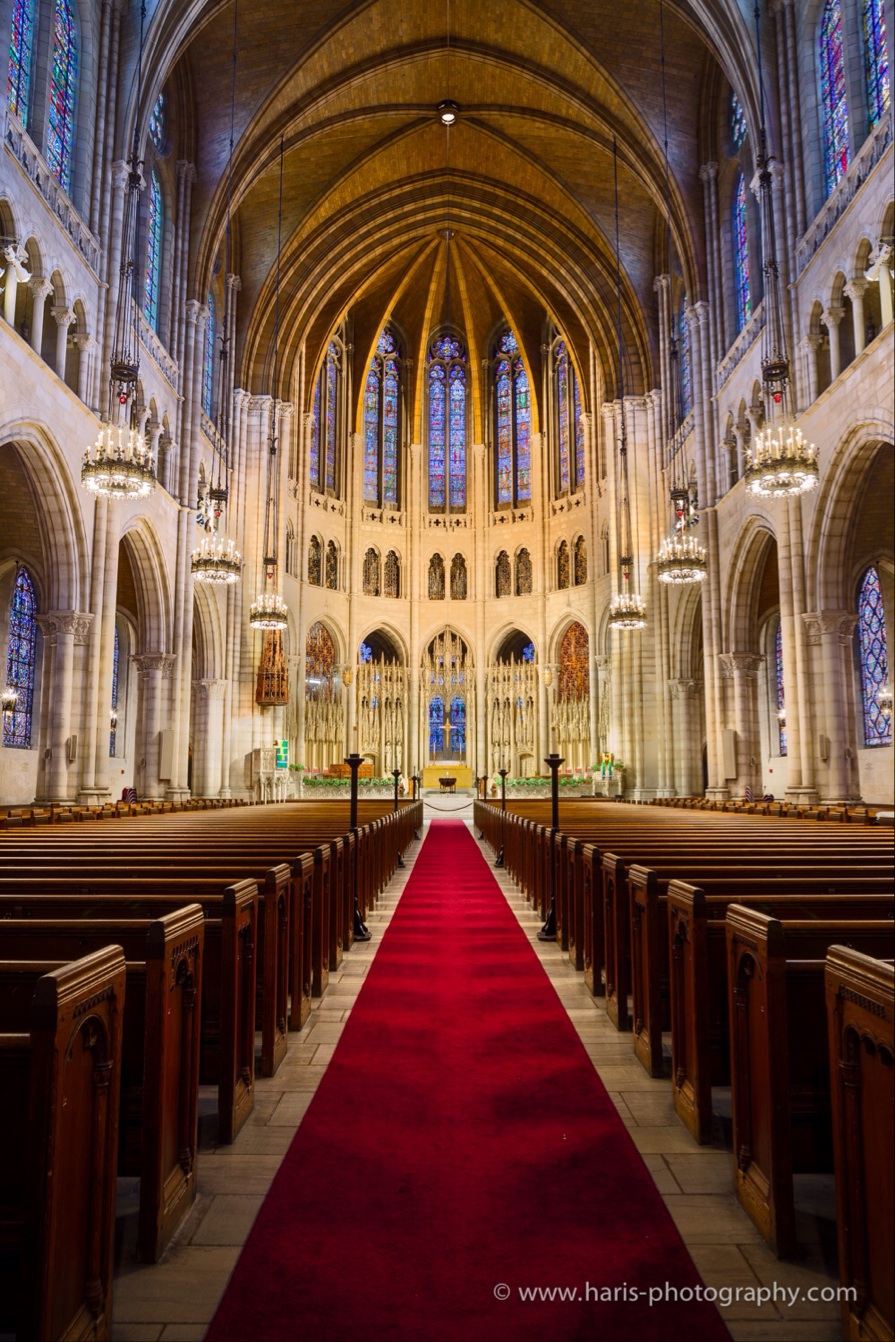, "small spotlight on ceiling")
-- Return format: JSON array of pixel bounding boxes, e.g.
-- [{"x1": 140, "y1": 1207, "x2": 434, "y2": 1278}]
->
[{"x1": 438, "y1": 100, "x2": 459, "y2": 125}]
